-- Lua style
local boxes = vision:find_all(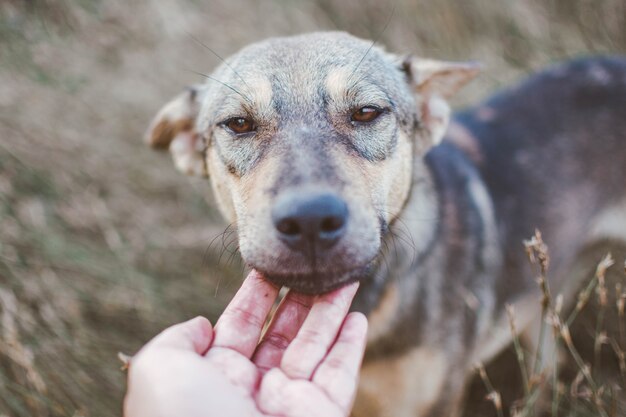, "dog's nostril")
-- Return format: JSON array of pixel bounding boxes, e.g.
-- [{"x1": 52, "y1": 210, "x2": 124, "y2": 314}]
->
[
  {"x1": 320, "y1": 216, "x2": 344, "y2": 233},
  {"x1": 271, "y1": 191, "x2": 349, "y2": 250},
  {"x1": 276, "y1": 218, "x2": 301, "y2": 236}
]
